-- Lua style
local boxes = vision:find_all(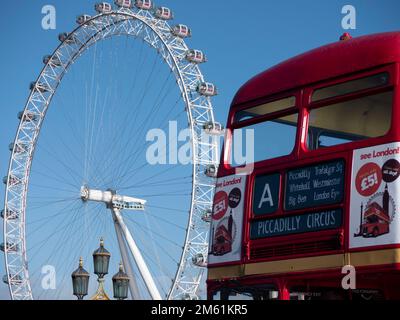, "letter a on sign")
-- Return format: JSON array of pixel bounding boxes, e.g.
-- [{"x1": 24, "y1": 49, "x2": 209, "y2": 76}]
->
[
  {"x1": 42, "y1": 5, "x2": 57, "y2": 30},
  {"x1": 341, "y1": 265, "x2": 356, "y2": 290},
  {"x1": 341, "y1": 5, "x2": 356, "y2": 30},
  {"x1": 258, "y1": 184, "x2": 274, "y2": 209}
]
